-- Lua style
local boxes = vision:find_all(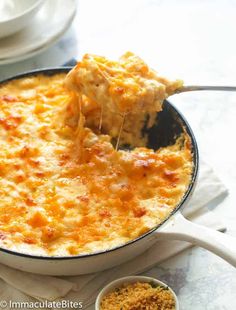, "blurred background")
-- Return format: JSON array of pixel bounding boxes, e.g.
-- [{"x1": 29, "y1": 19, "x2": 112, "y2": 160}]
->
[{"x1": 1, "y1": 0, "x2": 236, "y2": 309}]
